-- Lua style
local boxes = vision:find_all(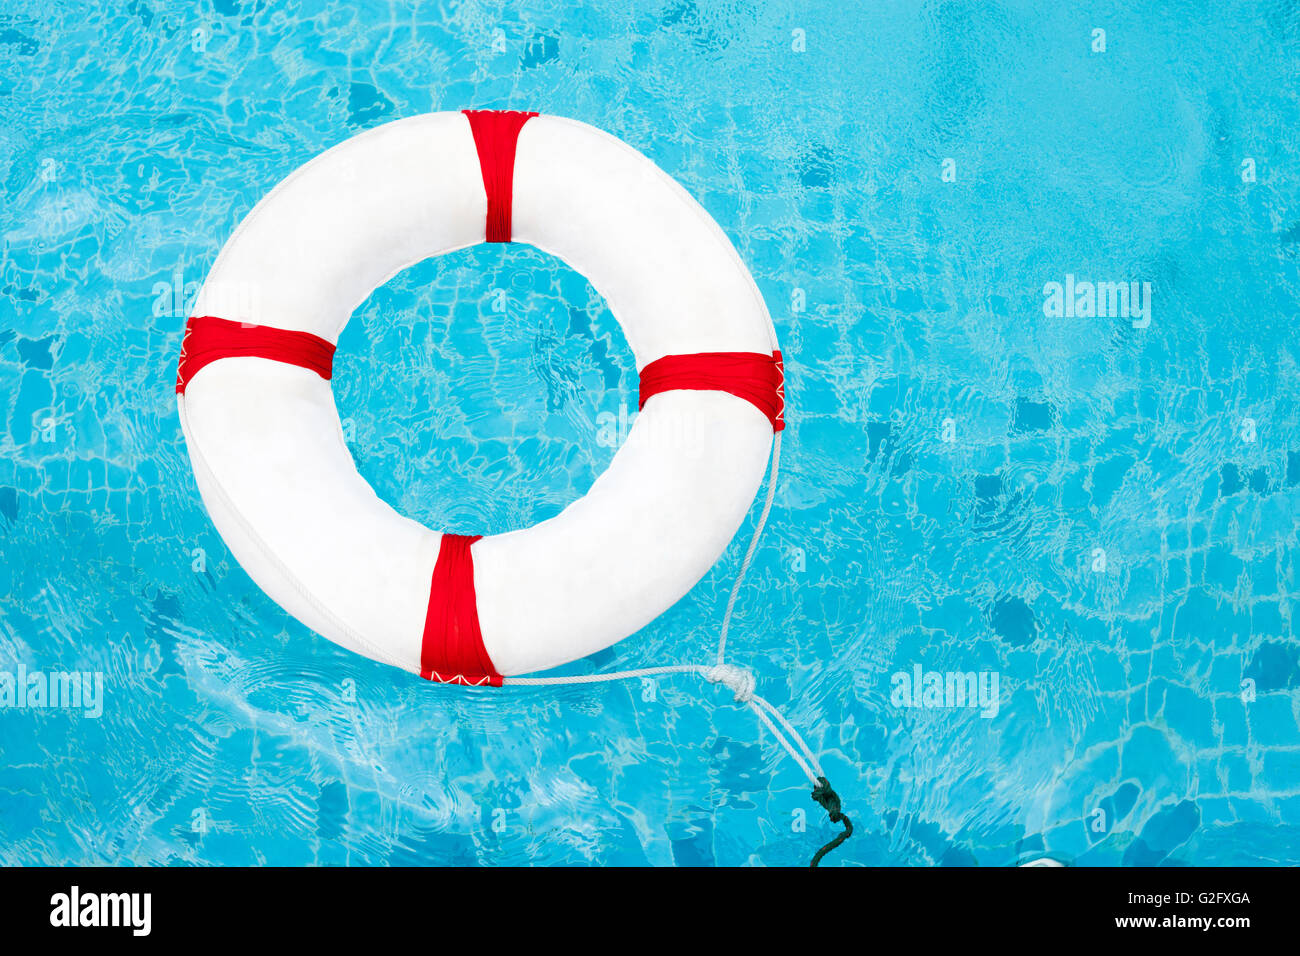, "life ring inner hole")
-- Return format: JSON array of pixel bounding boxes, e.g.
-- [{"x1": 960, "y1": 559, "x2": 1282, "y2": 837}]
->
[{"x1": 331, "y1": 242, "x2": 637, "y2": 536}]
